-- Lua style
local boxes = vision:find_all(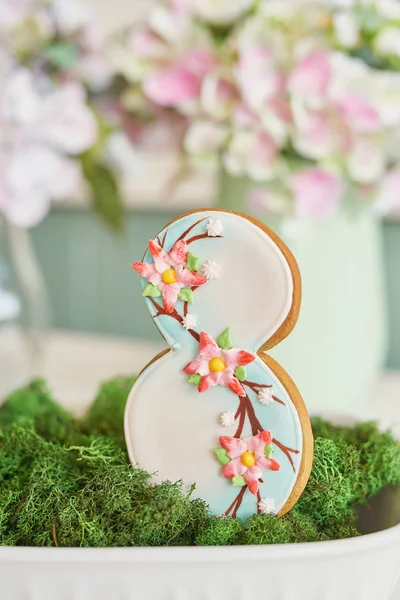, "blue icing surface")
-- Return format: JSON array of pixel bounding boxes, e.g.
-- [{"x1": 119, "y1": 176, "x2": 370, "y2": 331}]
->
[{"x1": 130, "y1": 210, "x2": 306, "y2": 518}]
